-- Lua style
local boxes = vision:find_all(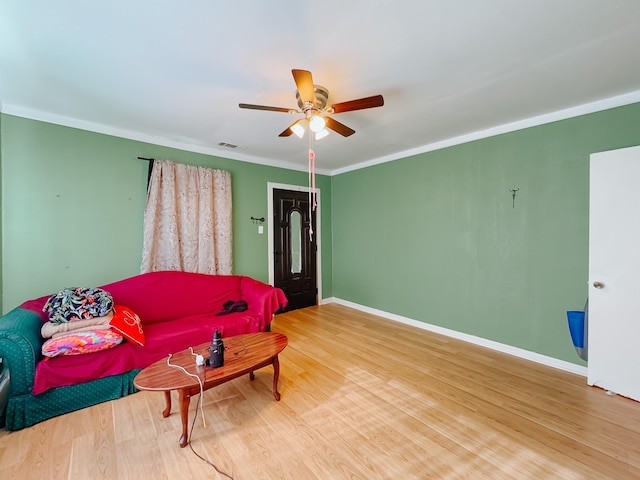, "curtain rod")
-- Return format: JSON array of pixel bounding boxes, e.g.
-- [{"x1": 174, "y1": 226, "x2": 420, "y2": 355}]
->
[{"x1": 138, "y1": 156, "x2": 155, "y2": 161}]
